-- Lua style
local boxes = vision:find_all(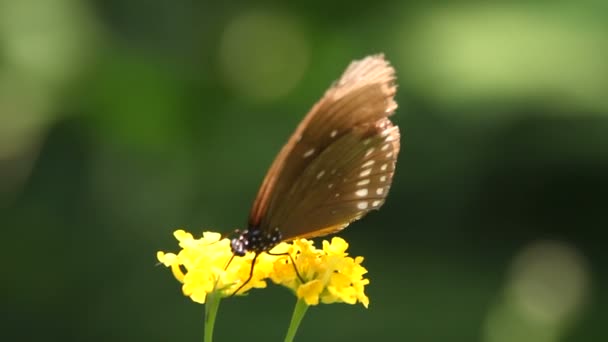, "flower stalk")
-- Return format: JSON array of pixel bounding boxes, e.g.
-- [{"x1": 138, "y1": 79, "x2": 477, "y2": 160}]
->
[
  {"x1": 204, "y1": 291, "x2": 221, "y2": 342},
  {"x1": 284, "y1": 298, "x2": 309, "y2": 342}
]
